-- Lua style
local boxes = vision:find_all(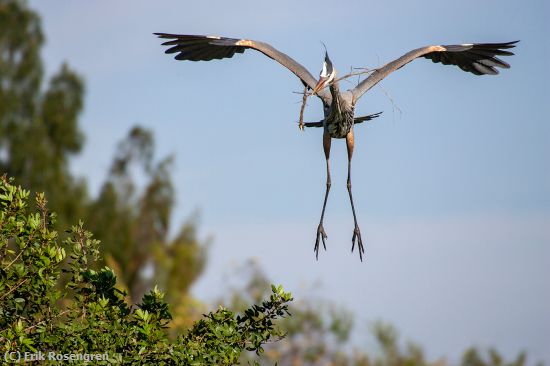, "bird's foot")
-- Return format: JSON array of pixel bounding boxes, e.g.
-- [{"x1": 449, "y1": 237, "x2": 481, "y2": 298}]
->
[
  {"x1": 351, "y1": 225, "x2": 365, "y2": 261},
  {"x1": 314, "y1": 223, "x2": 328, "y2": 260}
]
